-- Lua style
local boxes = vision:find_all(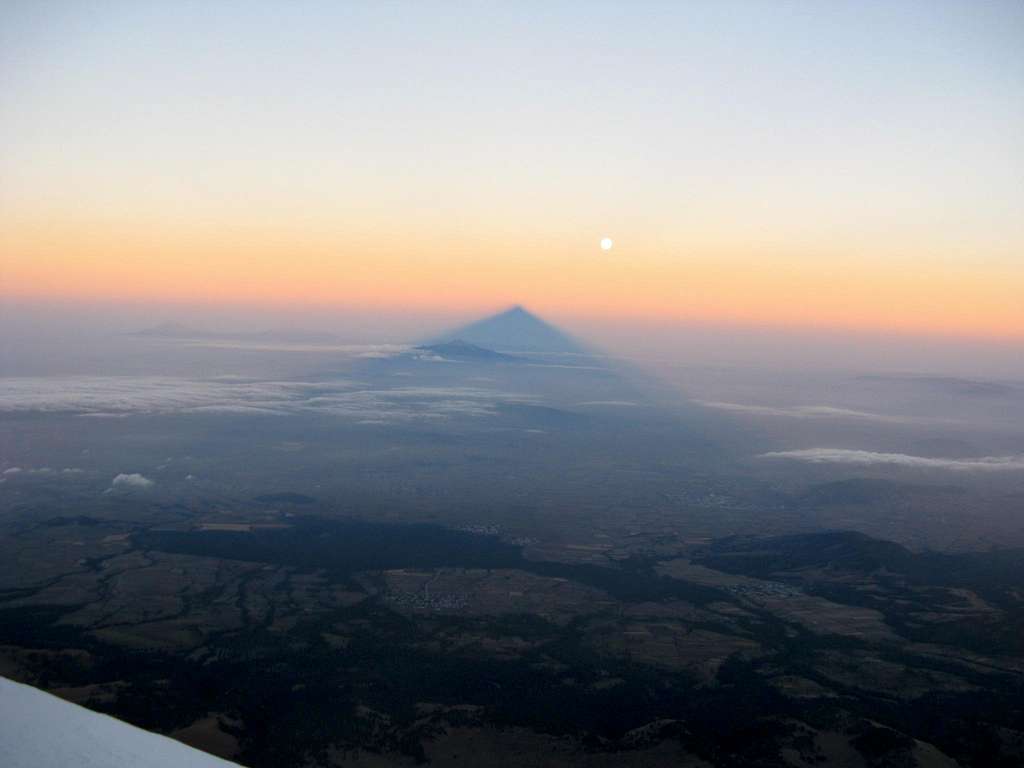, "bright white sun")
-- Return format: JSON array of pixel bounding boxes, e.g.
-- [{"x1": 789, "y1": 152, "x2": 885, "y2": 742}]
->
[{"x1": 600, "y1": 237, "x2": 613, "y2": 251}]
